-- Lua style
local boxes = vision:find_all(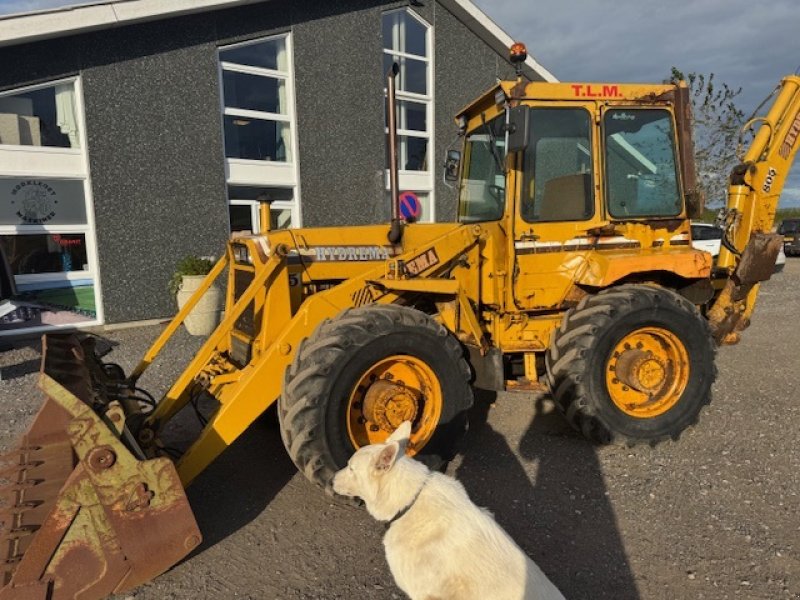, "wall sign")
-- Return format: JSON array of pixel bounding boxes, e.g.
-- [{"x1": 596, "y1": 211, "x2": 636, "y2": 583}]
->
[{"x1": 0, "y1": 178, "x2": 87, "y2": 226}]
